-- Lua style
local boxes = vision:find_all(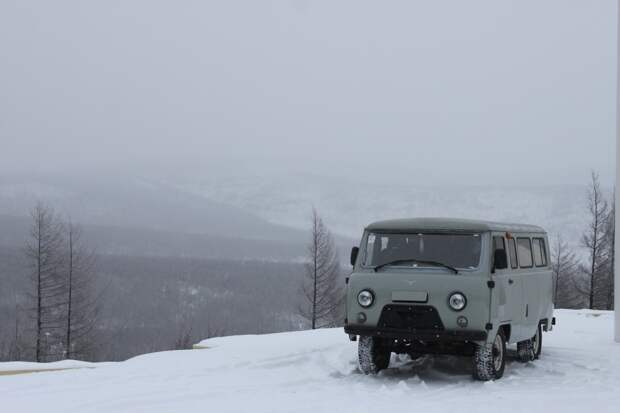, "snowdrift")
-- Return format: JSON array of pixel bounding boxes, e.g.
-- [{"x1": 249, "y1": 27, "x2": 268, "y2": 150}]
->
[
  {"x1": 0, "y1": 359, "x2": 115, "y2": 376},
  {"x1": 1, "y1": 310, "x2": 619, "y2": 413}
]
